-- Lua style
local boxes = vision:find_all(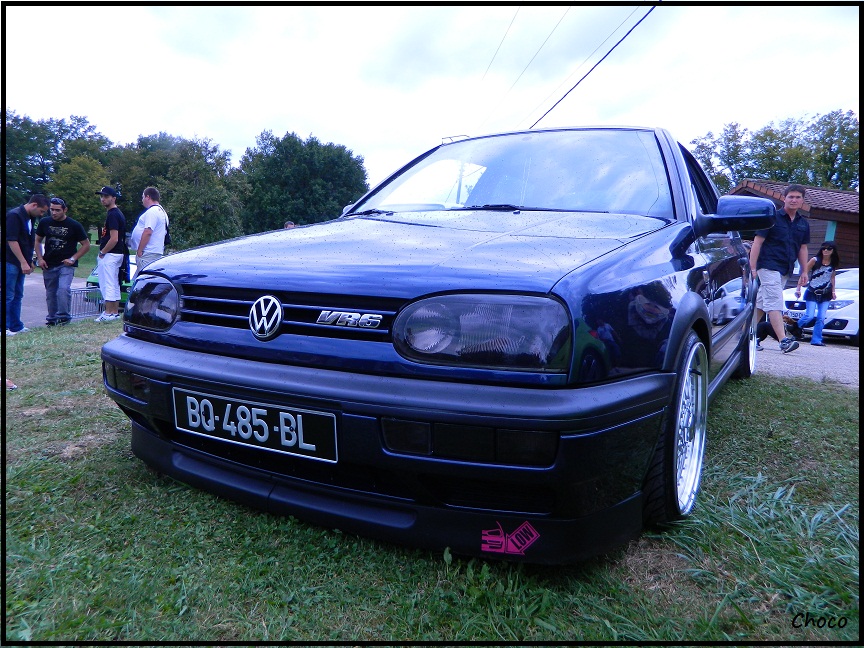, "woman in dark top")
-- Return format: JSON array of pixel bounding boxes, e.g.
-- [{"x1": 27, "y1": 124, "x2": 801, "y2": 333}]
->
[{"x1": 794, "y1": 241, "x2": 840, "y2": 346}]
